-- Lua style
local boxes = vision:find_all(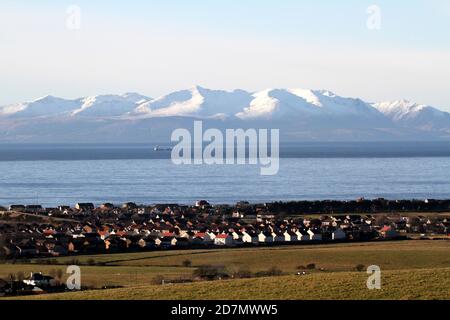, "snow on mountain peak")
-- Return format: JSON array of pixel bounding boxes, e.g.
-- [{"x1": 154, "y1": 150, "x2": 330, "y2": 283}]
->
[
  {"x1": 135, "y1": 86, "x2": 253, "y2": 118},
  {"x1": 0, "y1": 103, "x2": 27, "y2": 116},
  {"x1": 135, "y1": 87, "x2": 205, "y2": 117},
  {"x1": 1, "y1": 88, "x2": 448, "y2": 136},
  {"x1": 32, "y1": 95, "x2": 59, "y2": 103},
  {"x1": 374, "y1": 100, "x2": 429, "y2": 121},
  {"x1": 121, "y1": 92, "x2": 151, "y2": 104},
  {"x1": 373, "y1": 100, "x2": 450, "y2": 132},
  {"x1": 236, "y1": 88, "x2": 381, "y2": 120},
  {"x1": 71, "y1": 94, "x2": 148, "y2": 117},
  {"x1": 1, "y1": 96, "x2": 81, "y2": 118},
  {"x1": 236, "y1": 89, "x2": 279, "y2": 119},
  {"x1": 1, "y1": 87, "x2": 450, "y2": 142},
  {"x1": 288, "y1": 88, "x2": 323, "y2": 107}
]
